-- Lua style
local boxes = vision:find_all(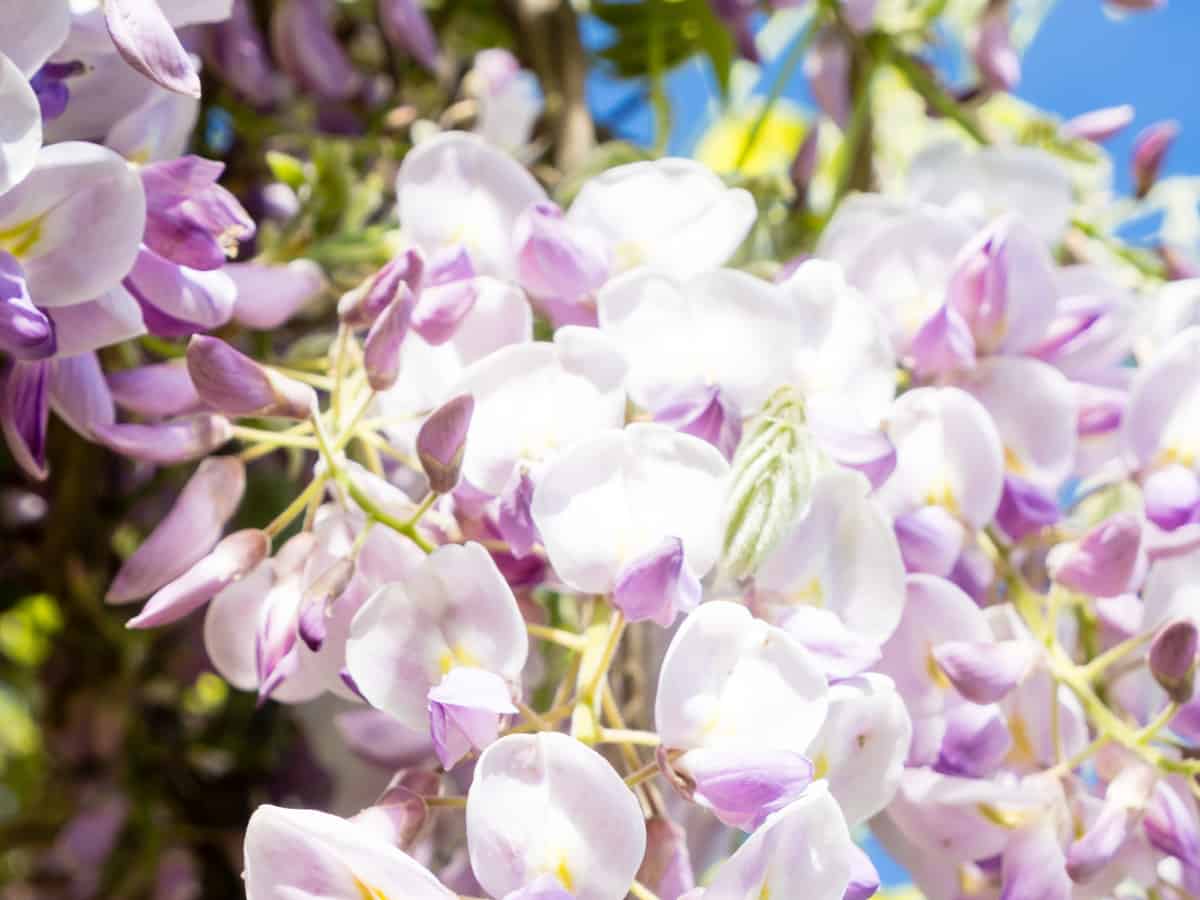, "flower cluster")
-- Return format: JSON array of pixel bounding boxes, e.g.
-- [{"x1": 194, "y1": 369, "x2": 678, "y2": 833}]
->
[{"x1": 3, "y1": 0, "x2": 1197, "y2": 899}]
